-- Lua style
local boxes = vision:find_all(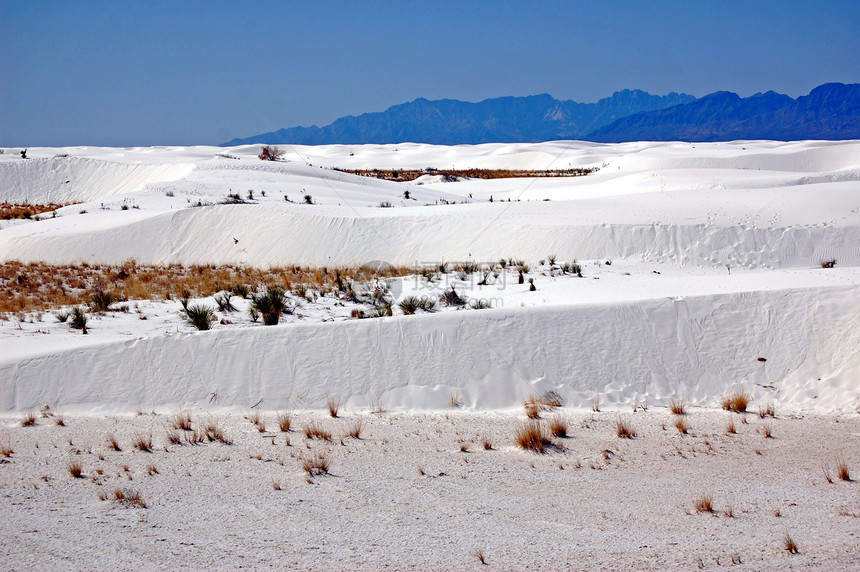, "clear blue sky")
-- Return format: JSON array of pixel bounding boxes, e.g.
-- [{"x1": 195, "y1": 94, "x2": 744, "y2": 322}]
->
[{"x1": 1, "y1": 0, "x2": 858, "y2": 147}]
